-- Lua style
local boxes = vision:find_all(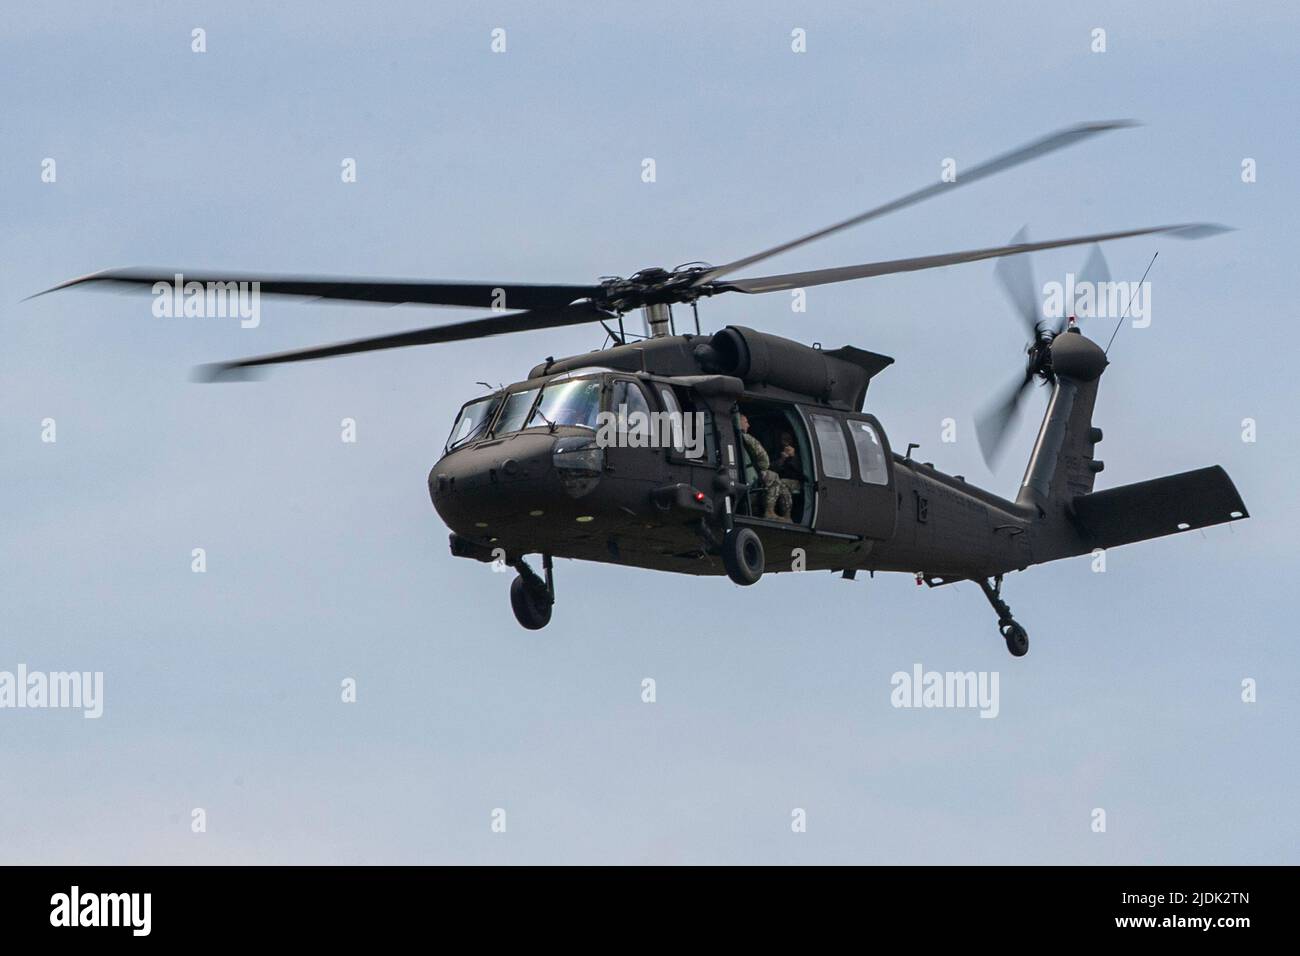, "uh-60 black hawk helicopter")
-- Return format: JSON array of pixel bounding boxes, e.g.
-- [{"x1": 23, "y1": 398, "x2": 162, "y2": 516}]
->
[{"x1": 40, "y1": 121, "x2": 1249, "y2": 656}]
